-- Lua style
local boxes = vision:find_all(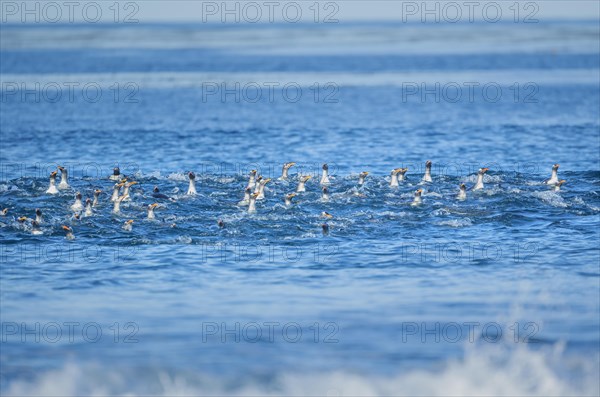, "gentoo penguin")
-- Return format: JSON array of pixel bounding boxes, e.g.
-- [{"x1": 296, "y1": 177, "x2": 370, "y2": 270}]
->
[
  {"x1": 545, "y1": 164, "x2": 560, "y2": 185},
  {"x1": 297, "y1": 175, "x2": 312, "y2": 192},
  {"x1": 284, "y1": 193, "x2": 296, "y2": 207},
  {"x1": 457, "y1": 183, "x2": 467, "y2": 200},
  {"x1": 62, "y1": 225, "x2": 75, "y2": 240},
  {"x1": 238, "y1": 187, "x2": 252, "y2": 206},
  {"x1": 321, "y1": 186, "x2": 330, "y2": 201},
  {"x1": 70, "y1": 192, "x2": 83, "y2": 212},
  {"x1": 390, "y1": 169, "x2": 401, "y2": 187},
  {"x1": 246, "y1": 170, "x2": 258, "y2": 190},
  {"x1": 321, "y1": 223, "x2": 329, "y2": 235},
  {"x1": 320, "y1": 164, "x2": 330, "y2": 185},
  {"x1": 122, "y1": 219, "x2": 134, "y2": 231},
  {"x1": 35, "y1": 209, "x2": 43, "y2": 223},
  {"x1": 187, "y1": 172, "x2": 197, "y2": 195},
  {"x1": 122, "y1": 181, "x2": 138, "y2": 200},
  {"x1": 280, "y1": 162, "x2": 296, "y2": 180},
  {"x1": 46, "y1": 171, "x2": 59, "y2": 194},
  {"x1": 57, "y1": 166, "x2": 69, "y2": 189},
  {"x1": 31, "y1": 220, "x2": 43, "y2": 235},
  {"x1": 147, "y1": 203, "x2": 158, "y2": 219},
  {"x1": 84, "y1": 199, "x2": 93, "y2": 217},
  {"x1": 256, "y1": 178, "x2": 271, "y2": 200},
  {"x1": 397, "y1": 168, "x2": 408, "y2": 182},
  {"x1": 92, "y1": 189, "x2": 102, "y2": 207},
  {"x1": 358, "y1": 171, "x2": 369, "y2": 186},
  {"x1": 411, "y1": 189, "x2": 423, "y2": 206},
  {"x1": 472, "y1": 167, "x2": 489, "y2": 190},
  {"x1": 321, "y1": 211, "x2": 333, "y2": 219},
  {"x1": 112, "y1": 195, "x2": 125, "y2": 214},
  {"x1": 248, "y1": 192, "x2": 259, "y2": 213},
  {"x1": 554, "y1": 180, "x2": 566, "y2": 192},
  {"x1": 110, "y1": 183, "x2": 123, "y2": 202},
  {"x1": 109, "y1": 167, "x2": 121, "y2": 181},
  {"x1": 253, "y1": 176, "x2": 263, "y2": 194},
  {"x1": 152, "y1": 186, "x2": 174, "y2": 201},
  {"x1": 422, "y1": 161, "x2": 432, "y2": 183}
]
